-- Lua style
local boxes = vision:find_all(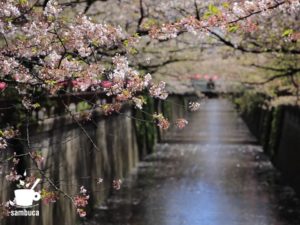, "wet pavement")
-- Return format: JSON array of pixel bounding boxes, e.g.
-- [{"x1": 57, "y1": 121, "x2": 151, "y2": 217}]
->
[{"x1": 89, "y1": 99, "x2": 300, "y2": 225}]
